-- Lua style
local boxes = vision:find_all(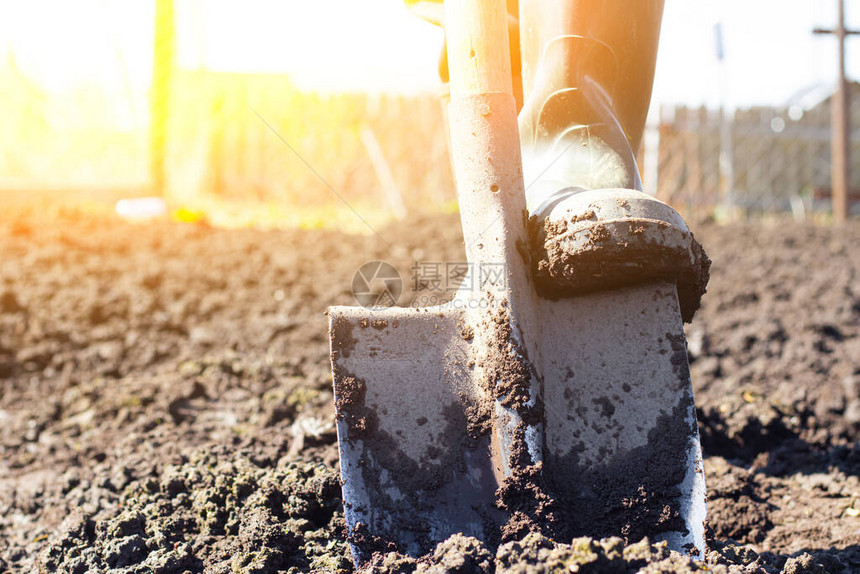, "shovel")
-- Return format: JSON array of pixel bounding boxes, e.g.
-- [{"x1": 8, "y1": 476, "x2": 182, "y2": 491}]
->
[{"x1": 328, "y1": 0, "x2": 708, "y2": 566}]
